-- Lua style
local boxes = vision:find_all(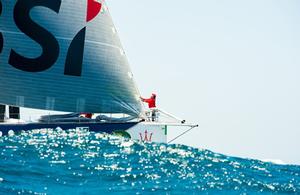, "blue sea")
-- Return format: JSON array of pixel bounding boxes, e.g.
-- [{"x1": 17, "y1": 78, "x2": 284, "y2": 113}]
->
[{"x1": 0, "y1": 129, "x2": 299, "y2": 194}]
